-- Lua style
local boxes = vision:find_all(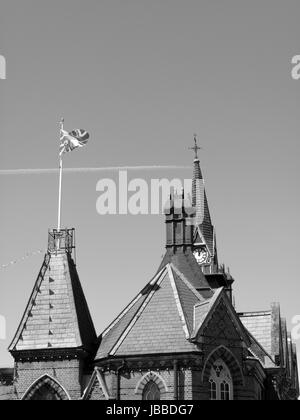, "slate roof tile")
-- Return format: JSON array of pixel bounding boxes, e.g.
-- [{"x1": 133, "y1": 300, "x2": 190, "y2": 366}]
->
[
  {"x1": 239, "y1": 311, "x2": 272, "y2": 356},
  {"x1": 9, "y1": 248, "x2": 96, "y2": 353}
]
